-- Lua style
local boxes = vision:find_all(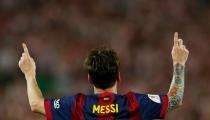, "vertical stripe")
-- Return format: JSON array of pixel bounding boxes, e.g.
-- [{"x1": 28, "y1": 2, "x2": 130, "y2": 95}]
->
[
  {"x1": 98, "y1": 92, "x2": 115, "y2": 120},
  {"x1": 44, "y1": 100, "x2": 53, "y2": 120},
  {"x1": 71, "y1": 93, "x2": 85, "y2": 120},
  {"x1": 126, "y1": 92, "x2": 142, "y2": 120},
  {"x1": 84, "y1": 95, "x2": 99, "y2": 119},
  {"x1": 160, "y1": 96, "x2": 168, "y2": 118},
  {"x1": 114, "y1": 94, "x2": 129, "y2": 119}
]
